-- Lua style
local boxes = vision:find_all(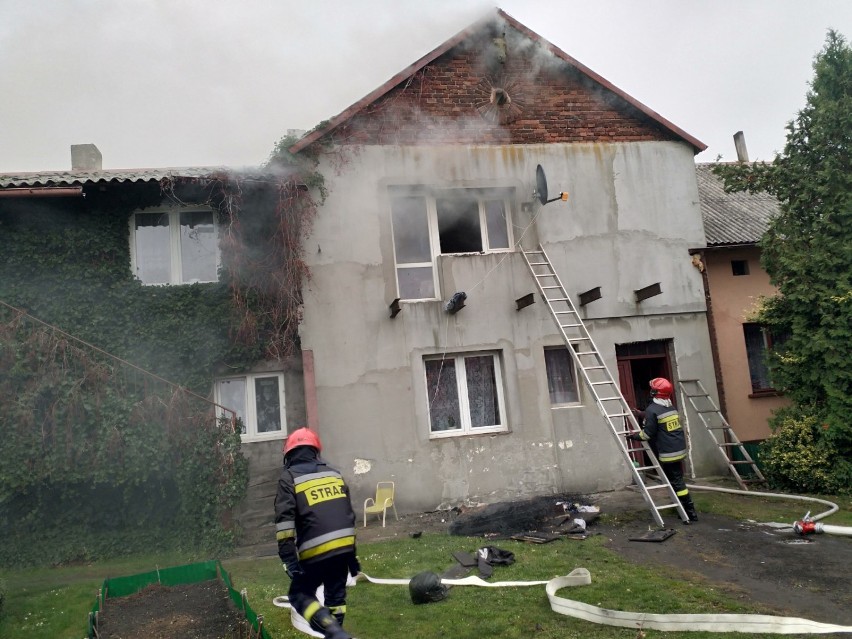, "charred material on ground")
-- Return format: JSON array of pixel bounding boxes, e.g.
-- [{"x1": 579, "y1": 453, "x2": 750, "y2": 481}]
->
[{"x1": 448, "y1": 494, "x2": 596, "y2": 538}]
